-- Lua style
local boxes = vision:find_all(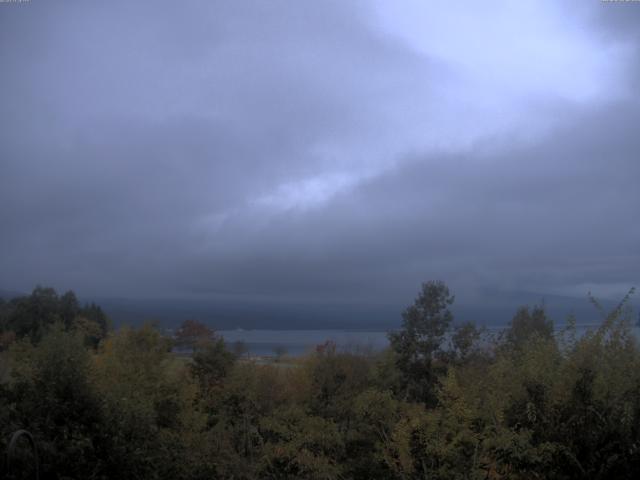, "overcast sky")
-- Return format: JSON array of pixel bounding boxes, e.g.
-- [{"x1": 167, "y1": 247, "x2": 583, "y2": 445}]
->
[{"x1": 1, "y1": 1, "x2": 639, "y2": 316}]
